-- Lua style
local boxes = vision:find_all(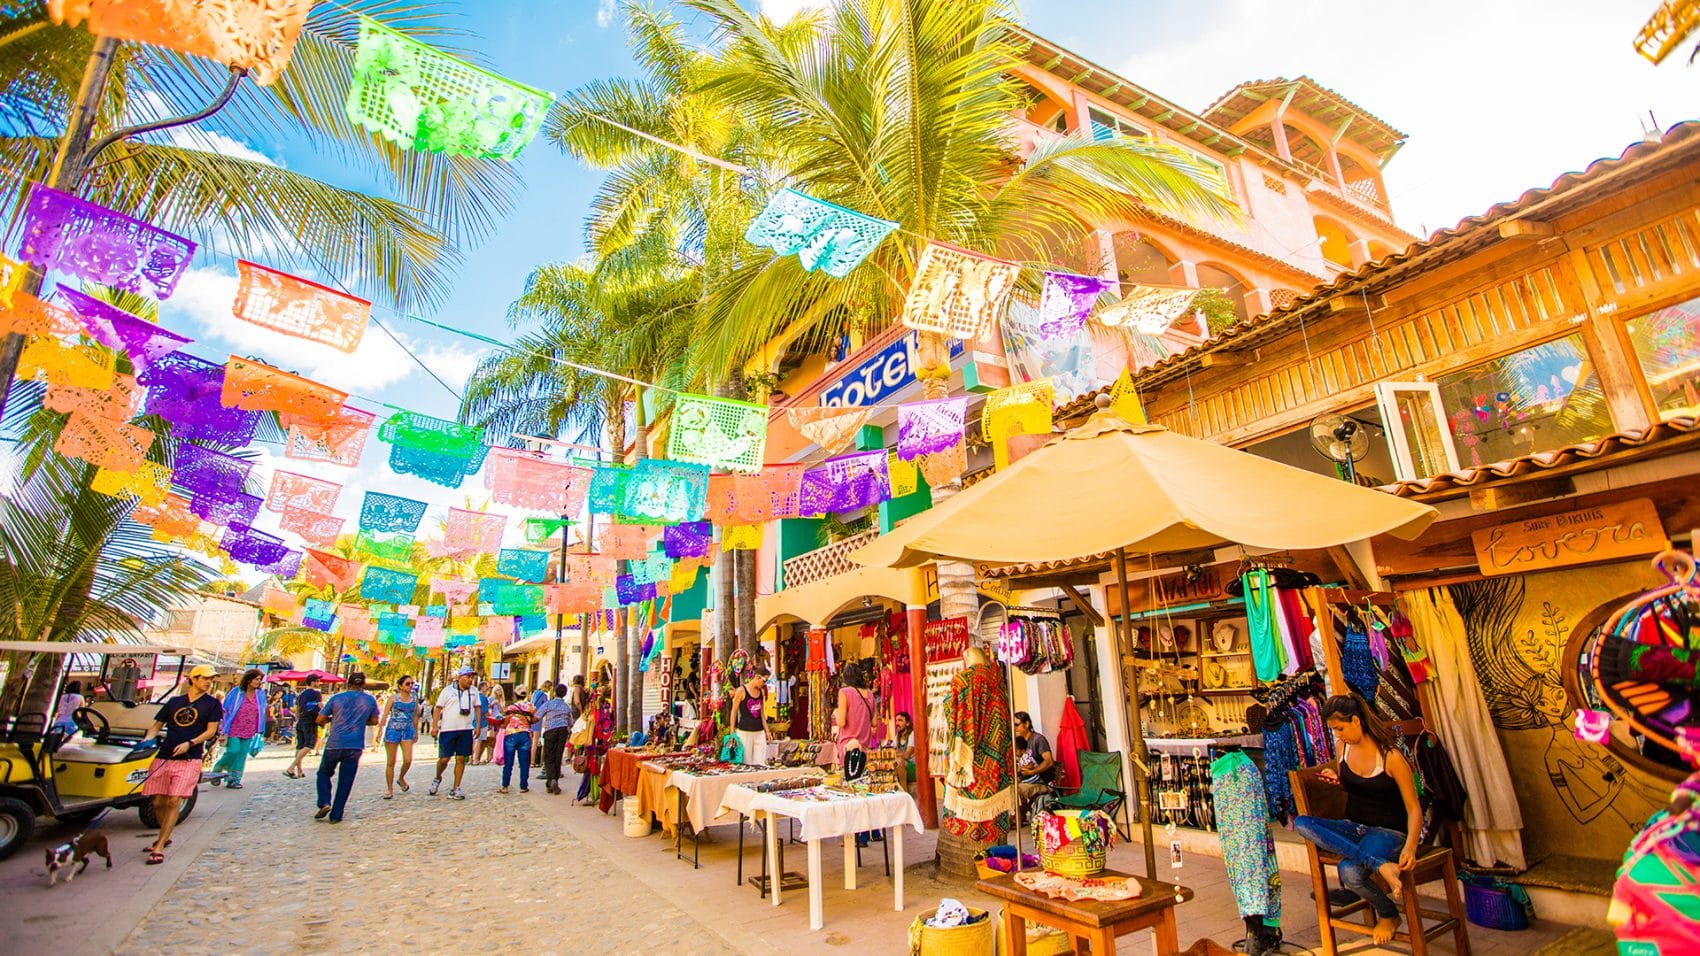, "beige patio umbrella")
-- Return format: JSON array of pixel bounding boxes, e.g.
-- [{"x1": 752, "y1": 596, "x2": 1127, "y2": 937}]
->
[
  {"x1": 855, "y1": 409, "x2": 1437, "y2": 570},
  {"x1": 852, "y1": 405, "x2": 1438, "y2": 877}
]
